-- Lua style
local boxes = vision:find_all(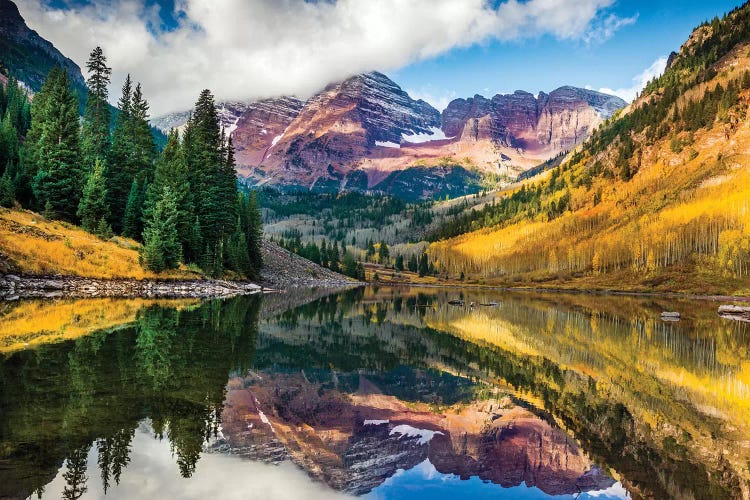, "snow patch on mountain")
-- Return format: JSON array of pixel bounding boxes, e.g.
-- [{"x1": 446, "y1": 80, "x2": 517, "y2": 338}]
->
[
  {"x1": 401, "y1": 127, "x2": 452, "y2": 144},
  {"x1": 389, "y1": 425, "x2": 443, "y2": 445},
  {"x1": 375, "y1": 141, "x2": 400, "y2": 149},
  {"x1": 363, "y1": 419, "x2": 390, "y2": 425},
  {"x1": 271, "y1": 134, "x2": 284, "y2": 147}
]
